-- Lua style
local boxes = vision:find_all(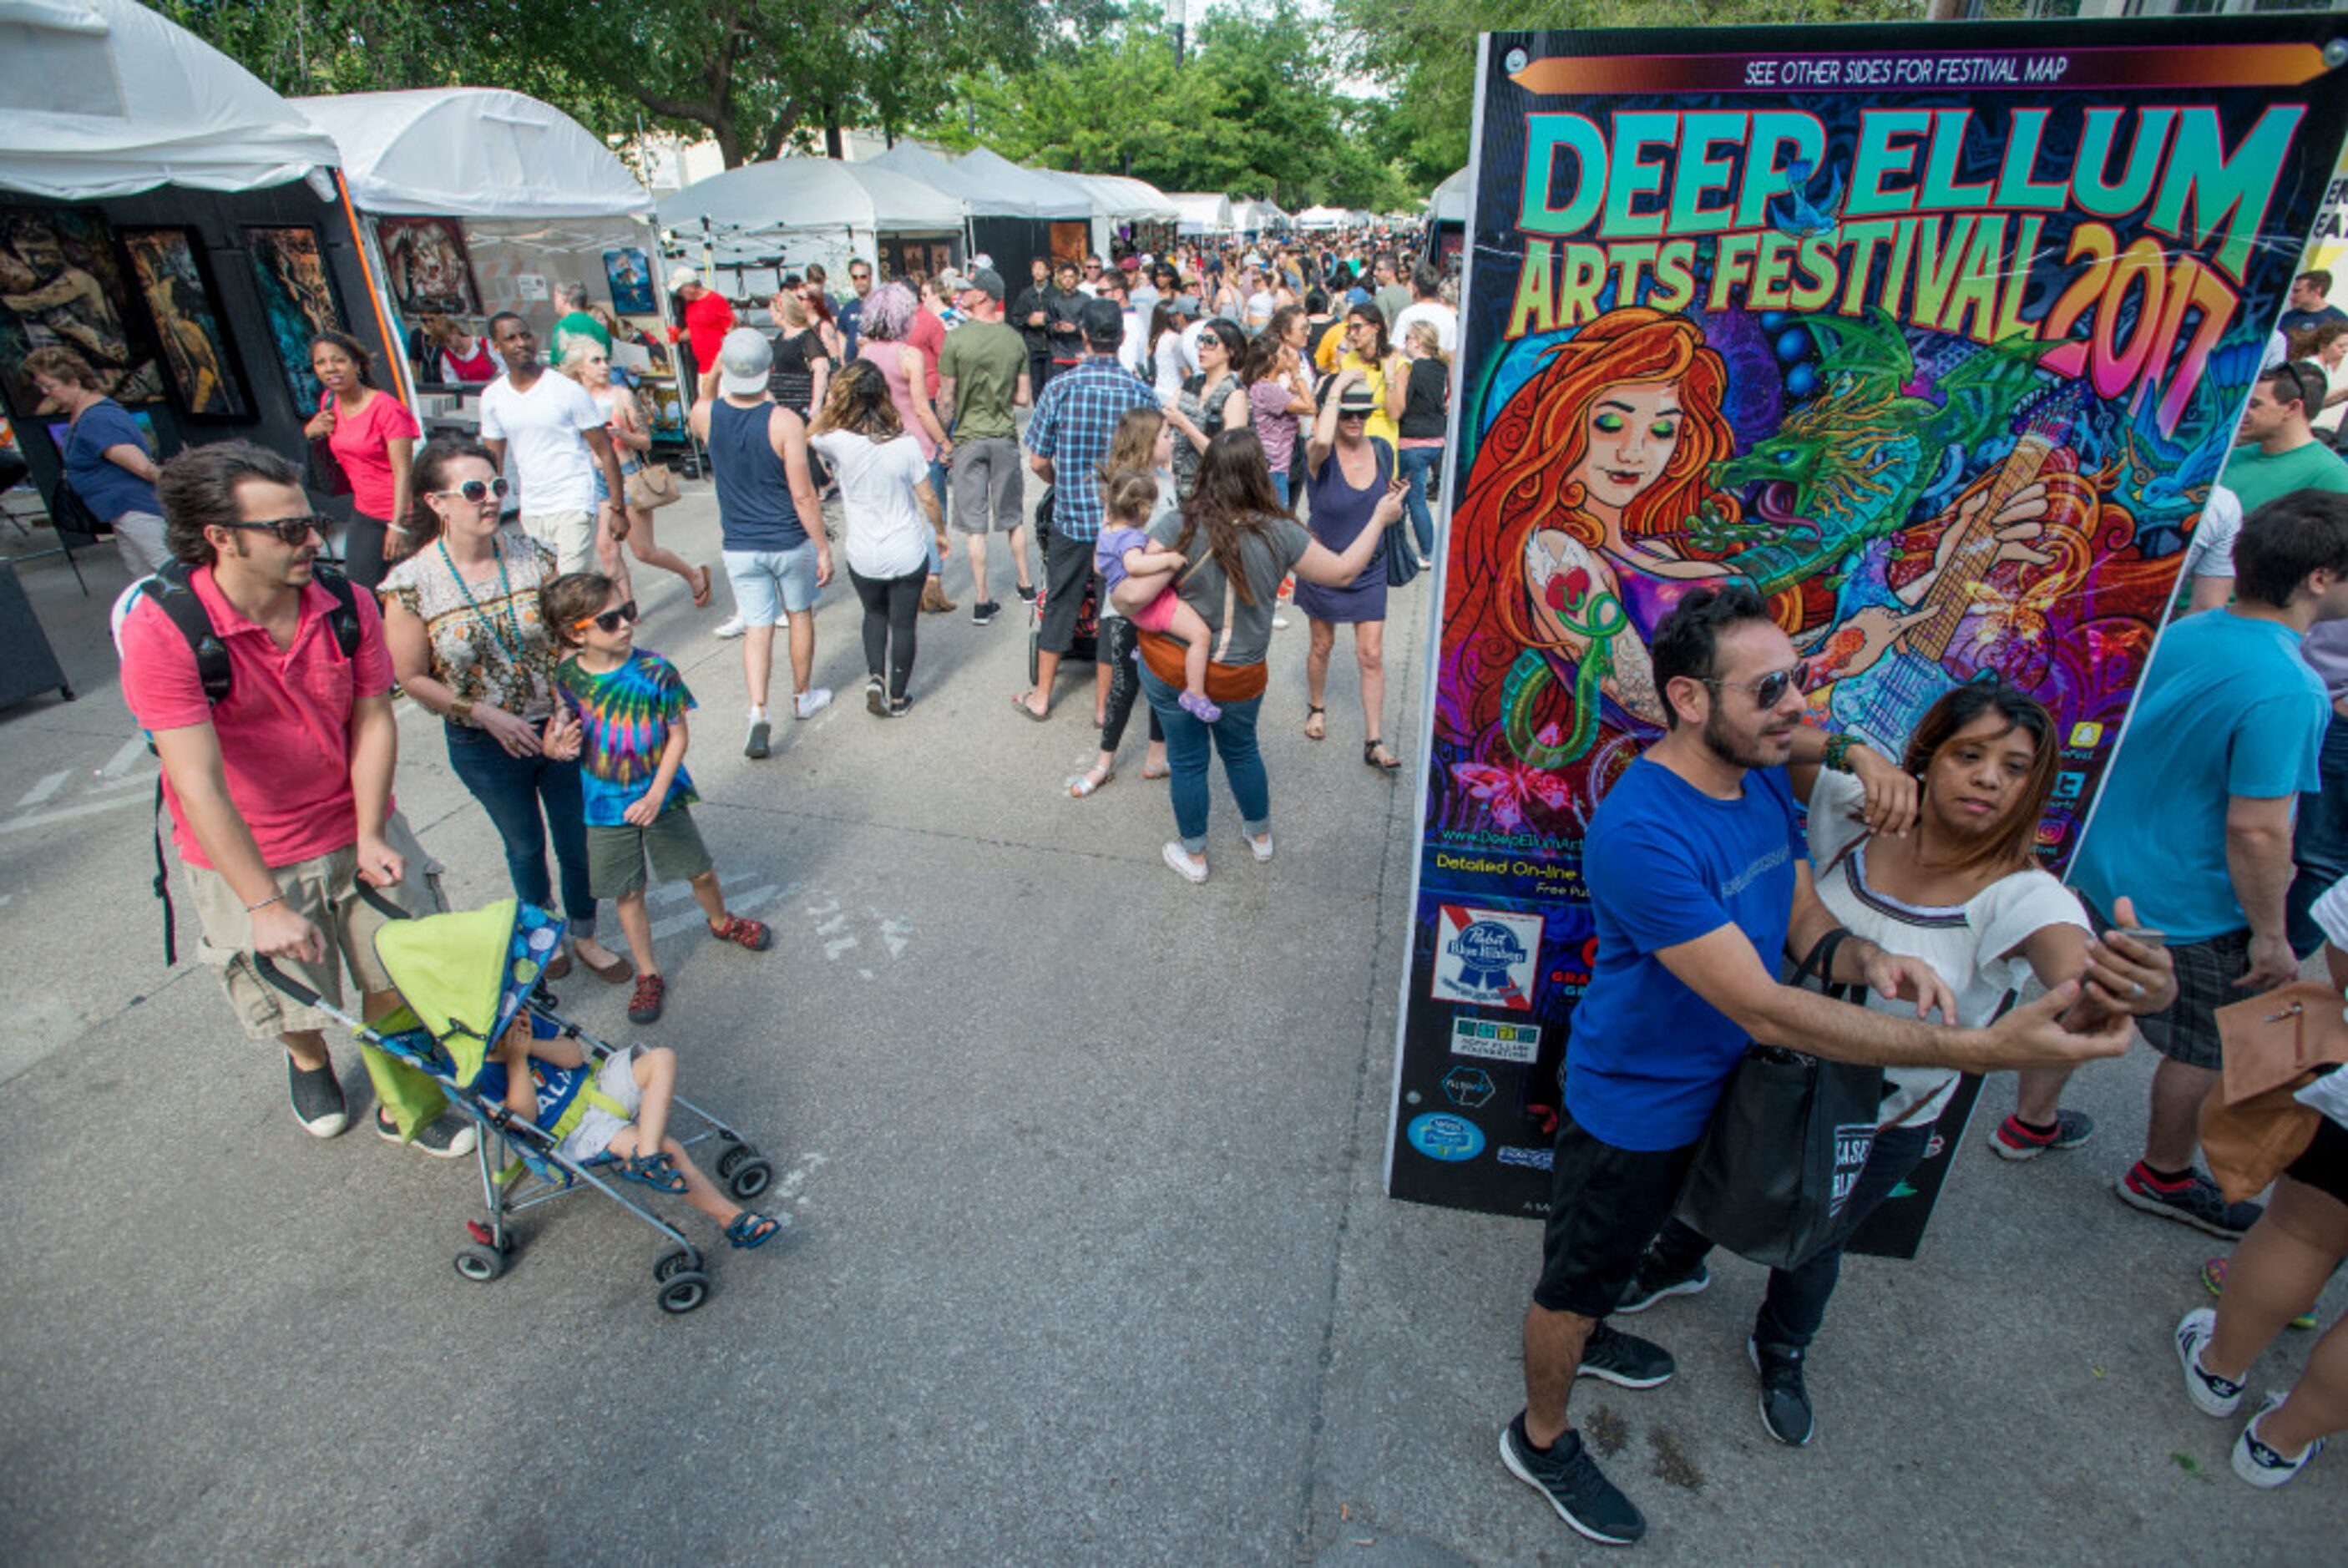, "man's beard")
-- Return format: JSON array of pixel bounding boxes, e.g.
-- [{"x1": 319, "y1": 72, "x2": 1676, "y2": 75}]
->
[{"x1": 1700, "y1": 706, "x2": 1784, "y2": 771}]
